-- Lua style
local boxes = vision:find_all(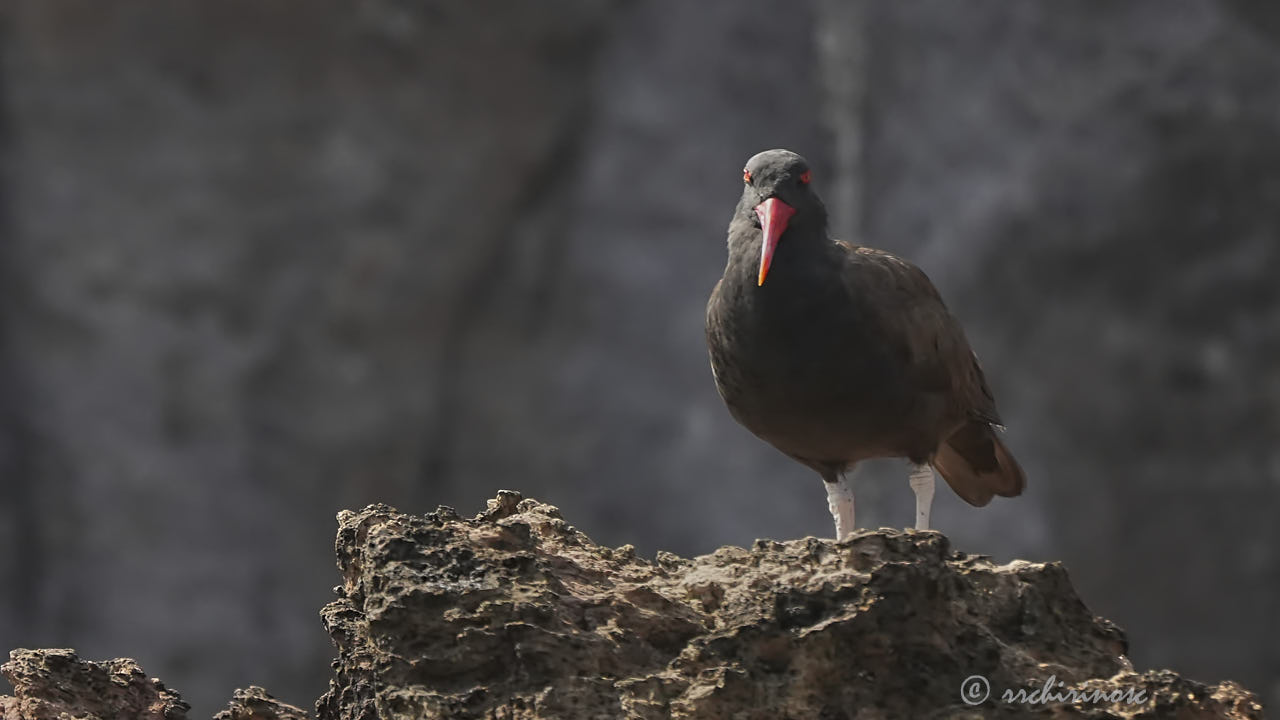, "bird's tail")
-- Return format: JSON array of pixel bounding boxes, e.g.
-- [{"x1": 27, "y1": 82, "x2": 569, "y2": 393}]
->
[{"x1": 932, "y1": 421, "x2": 1025, "y2": 507}]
